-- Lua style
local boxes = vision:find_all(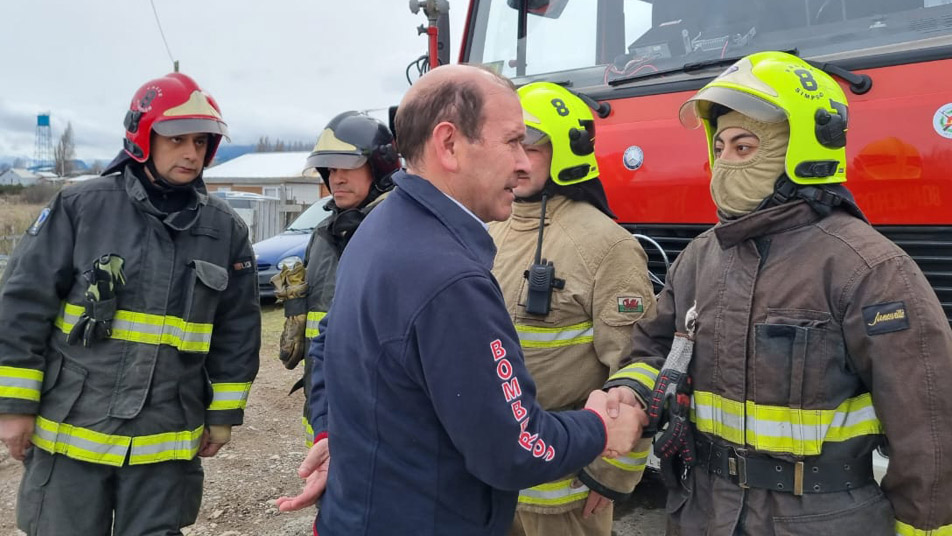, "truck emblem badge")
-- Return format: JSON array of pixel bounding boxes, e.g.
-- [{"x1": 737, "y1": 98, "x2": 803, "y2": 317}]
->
[
  {"x1": 623, "y1": 145, "x2": 644, "y2": 171},
  {"x1": 934, "y1": 103, "x2": 952, "y2": 139}
]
